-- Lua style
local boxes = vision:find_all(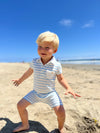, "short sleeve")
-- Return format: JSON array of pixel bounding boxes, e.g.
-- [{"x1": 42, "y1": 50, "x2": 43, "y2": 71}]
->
[
  {"x1": 29, "y1": 59, "x2": 34, "y2": 69},
  {"x1": 56, "y1": 63, "x2": 62, "y2": 75}
]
